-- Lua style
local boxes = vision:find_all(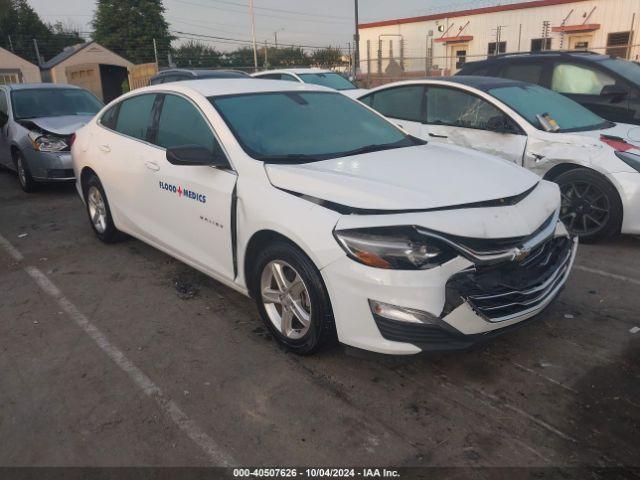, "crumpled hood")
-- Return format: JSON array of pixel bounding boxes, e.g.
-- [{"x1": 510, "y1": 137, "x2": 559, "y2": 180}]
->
[
  {"x1": 21, "y1": 115, "x2": 94, "y2": 136},
  {"x1": 266, "y1": 143, "x2": 539, "y2": 211}
]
